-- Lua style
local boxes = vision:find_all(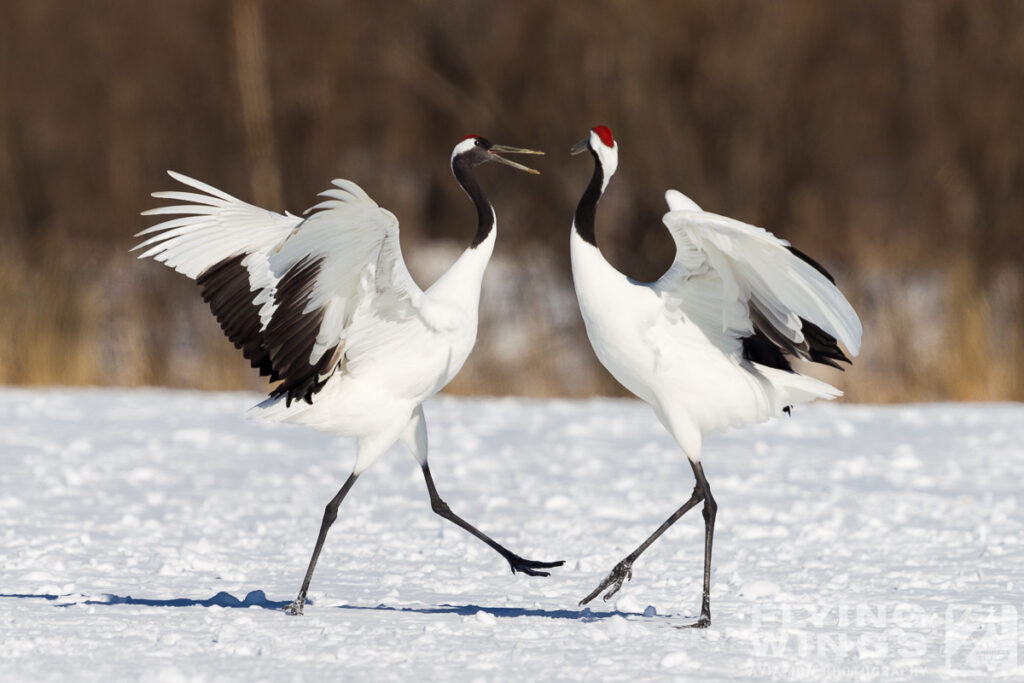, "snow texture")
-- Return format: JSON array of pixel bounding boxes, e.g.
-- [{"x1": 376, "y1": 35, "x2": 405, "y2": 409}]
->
[{"x1": 1, "y1": 388, "x2": 1022, "y2": 681}]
